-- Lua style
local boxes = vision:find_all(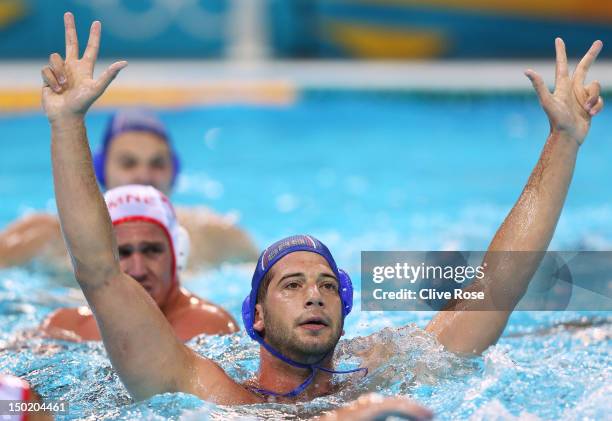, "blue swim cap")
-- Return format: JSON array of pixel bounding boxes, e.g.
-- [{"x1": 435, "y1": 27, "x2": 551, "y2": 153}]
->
[
  {"x1": 242, "y1": 235, "x2": 366, "y2": 397},
  {"x1": 93, "y1": 109, "x2": 180, "y2": 189}
]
